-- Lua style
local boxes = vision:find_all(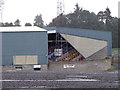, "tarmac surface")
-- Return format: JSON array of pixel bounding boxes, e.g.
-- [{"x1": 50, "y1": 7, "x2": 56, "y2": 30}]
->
[{"x1": 0, "y1": 70, "x2": 119, "y2": 89}]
